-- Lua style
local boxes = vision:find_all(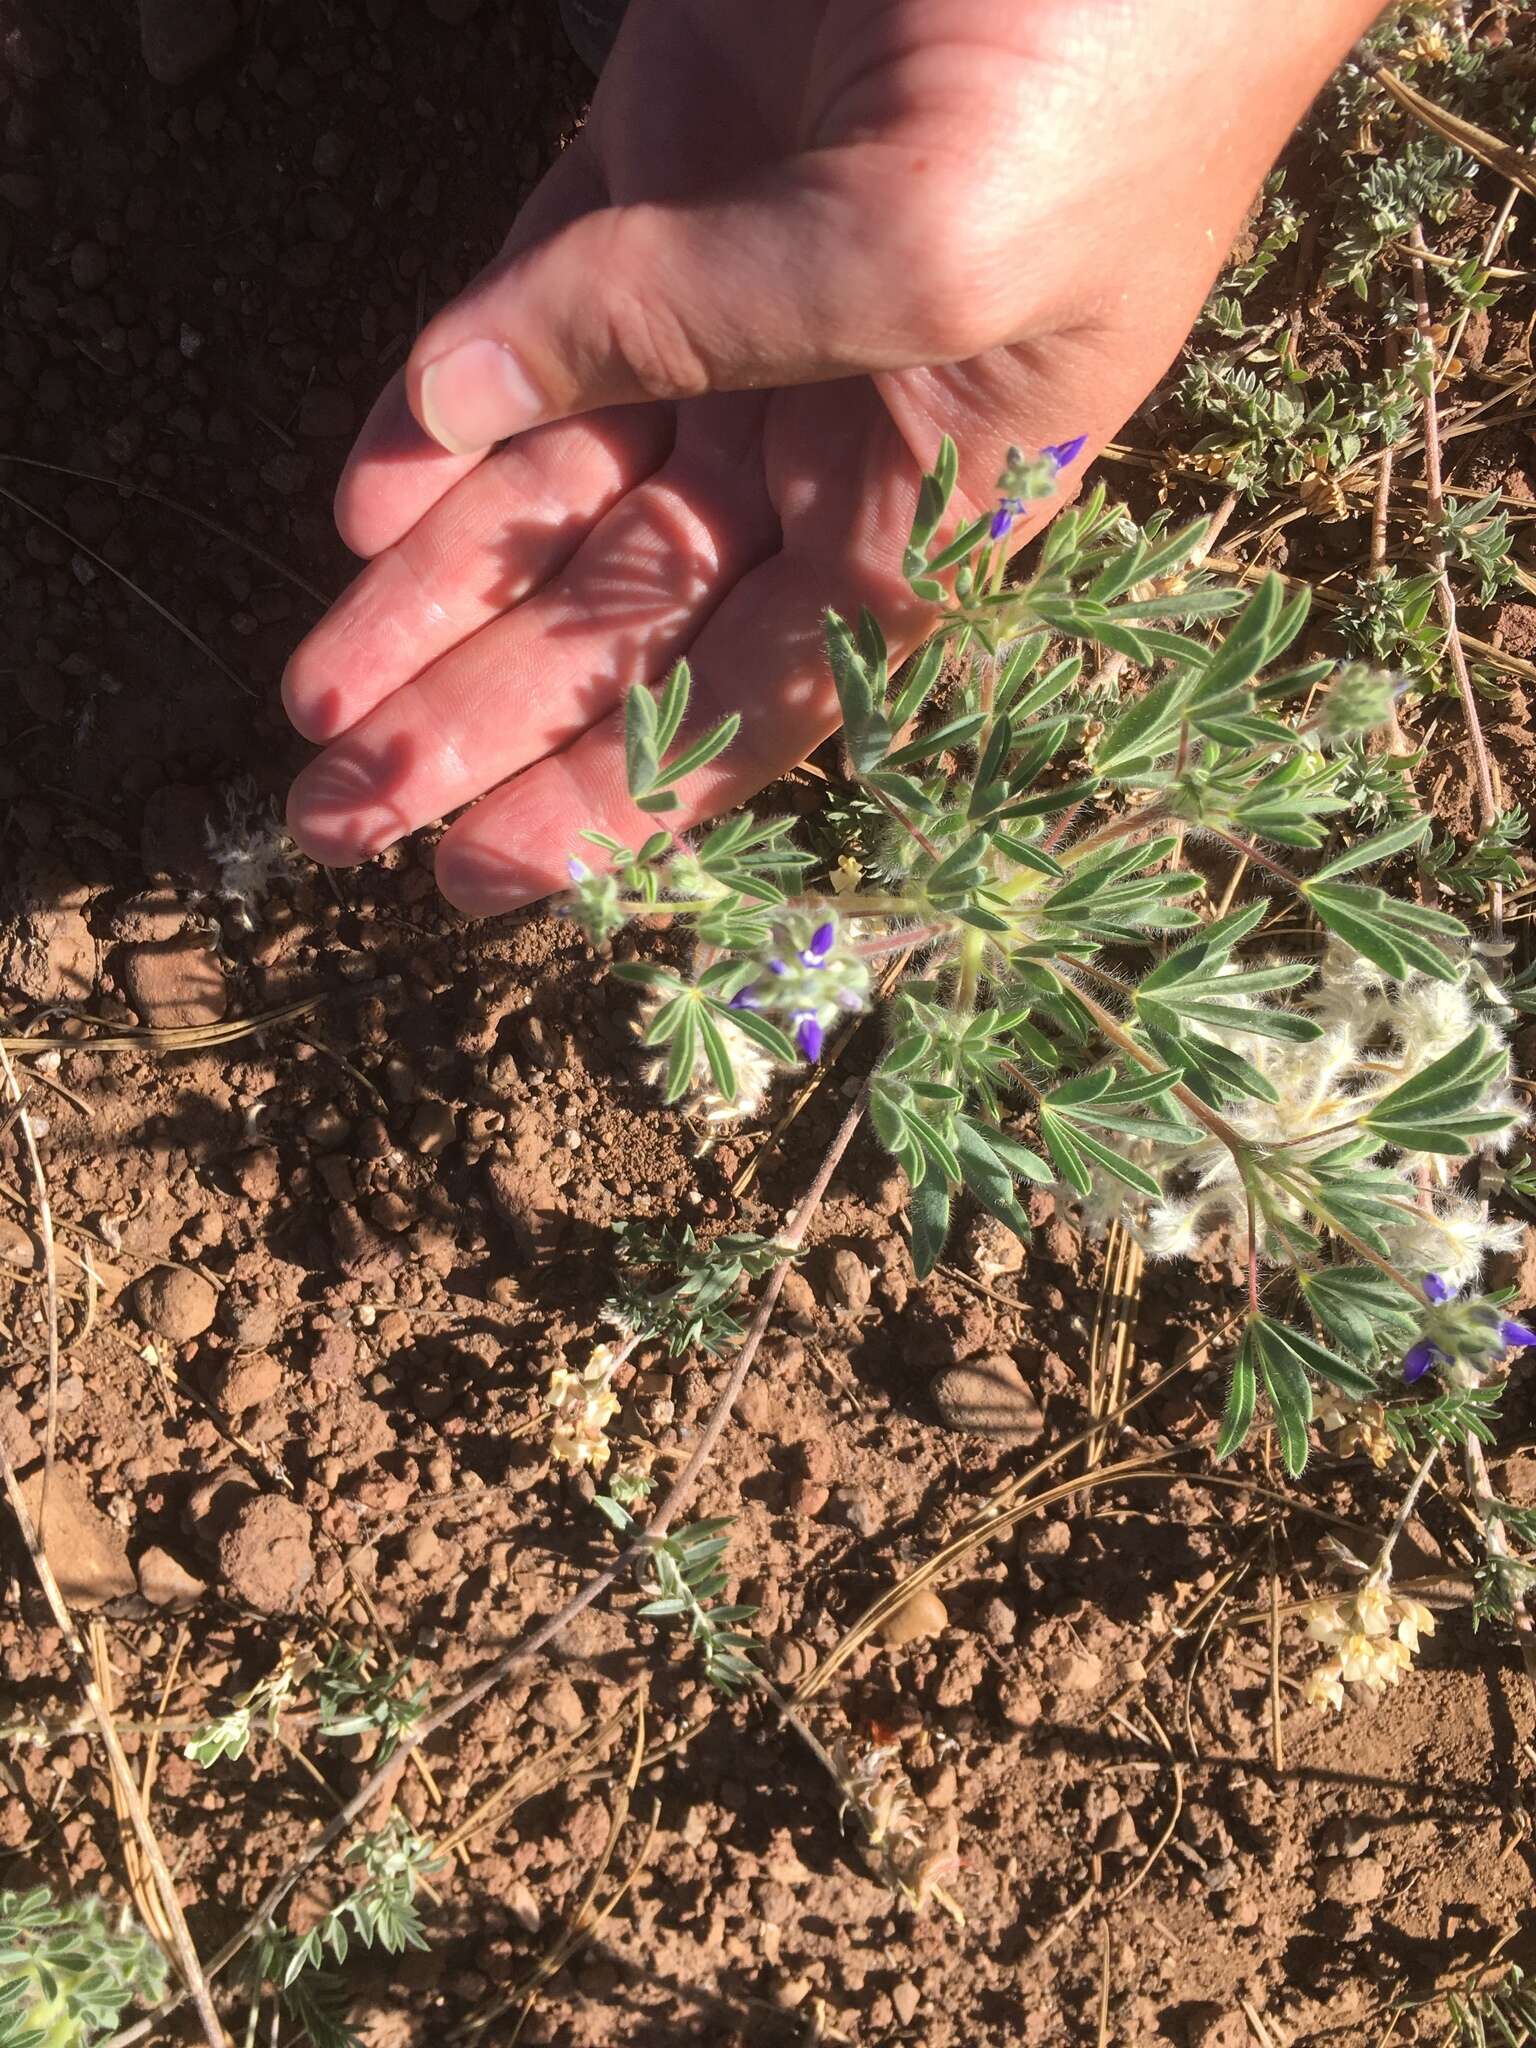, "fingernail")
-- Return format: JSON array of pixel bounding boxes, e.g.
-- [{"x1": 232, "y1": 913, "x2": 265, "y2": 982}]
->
[{"x1": 418, "y1": 340, "x2": 545, "y2": 455}]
